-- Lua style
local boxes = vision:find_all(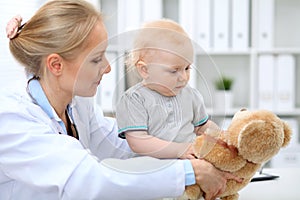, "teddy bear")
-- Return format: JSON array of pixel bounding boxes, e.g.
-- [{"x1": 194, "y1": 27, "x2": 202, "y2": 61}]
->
[{"x1": 182, "y1": 108, "x2": 292, "y2": 200}]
